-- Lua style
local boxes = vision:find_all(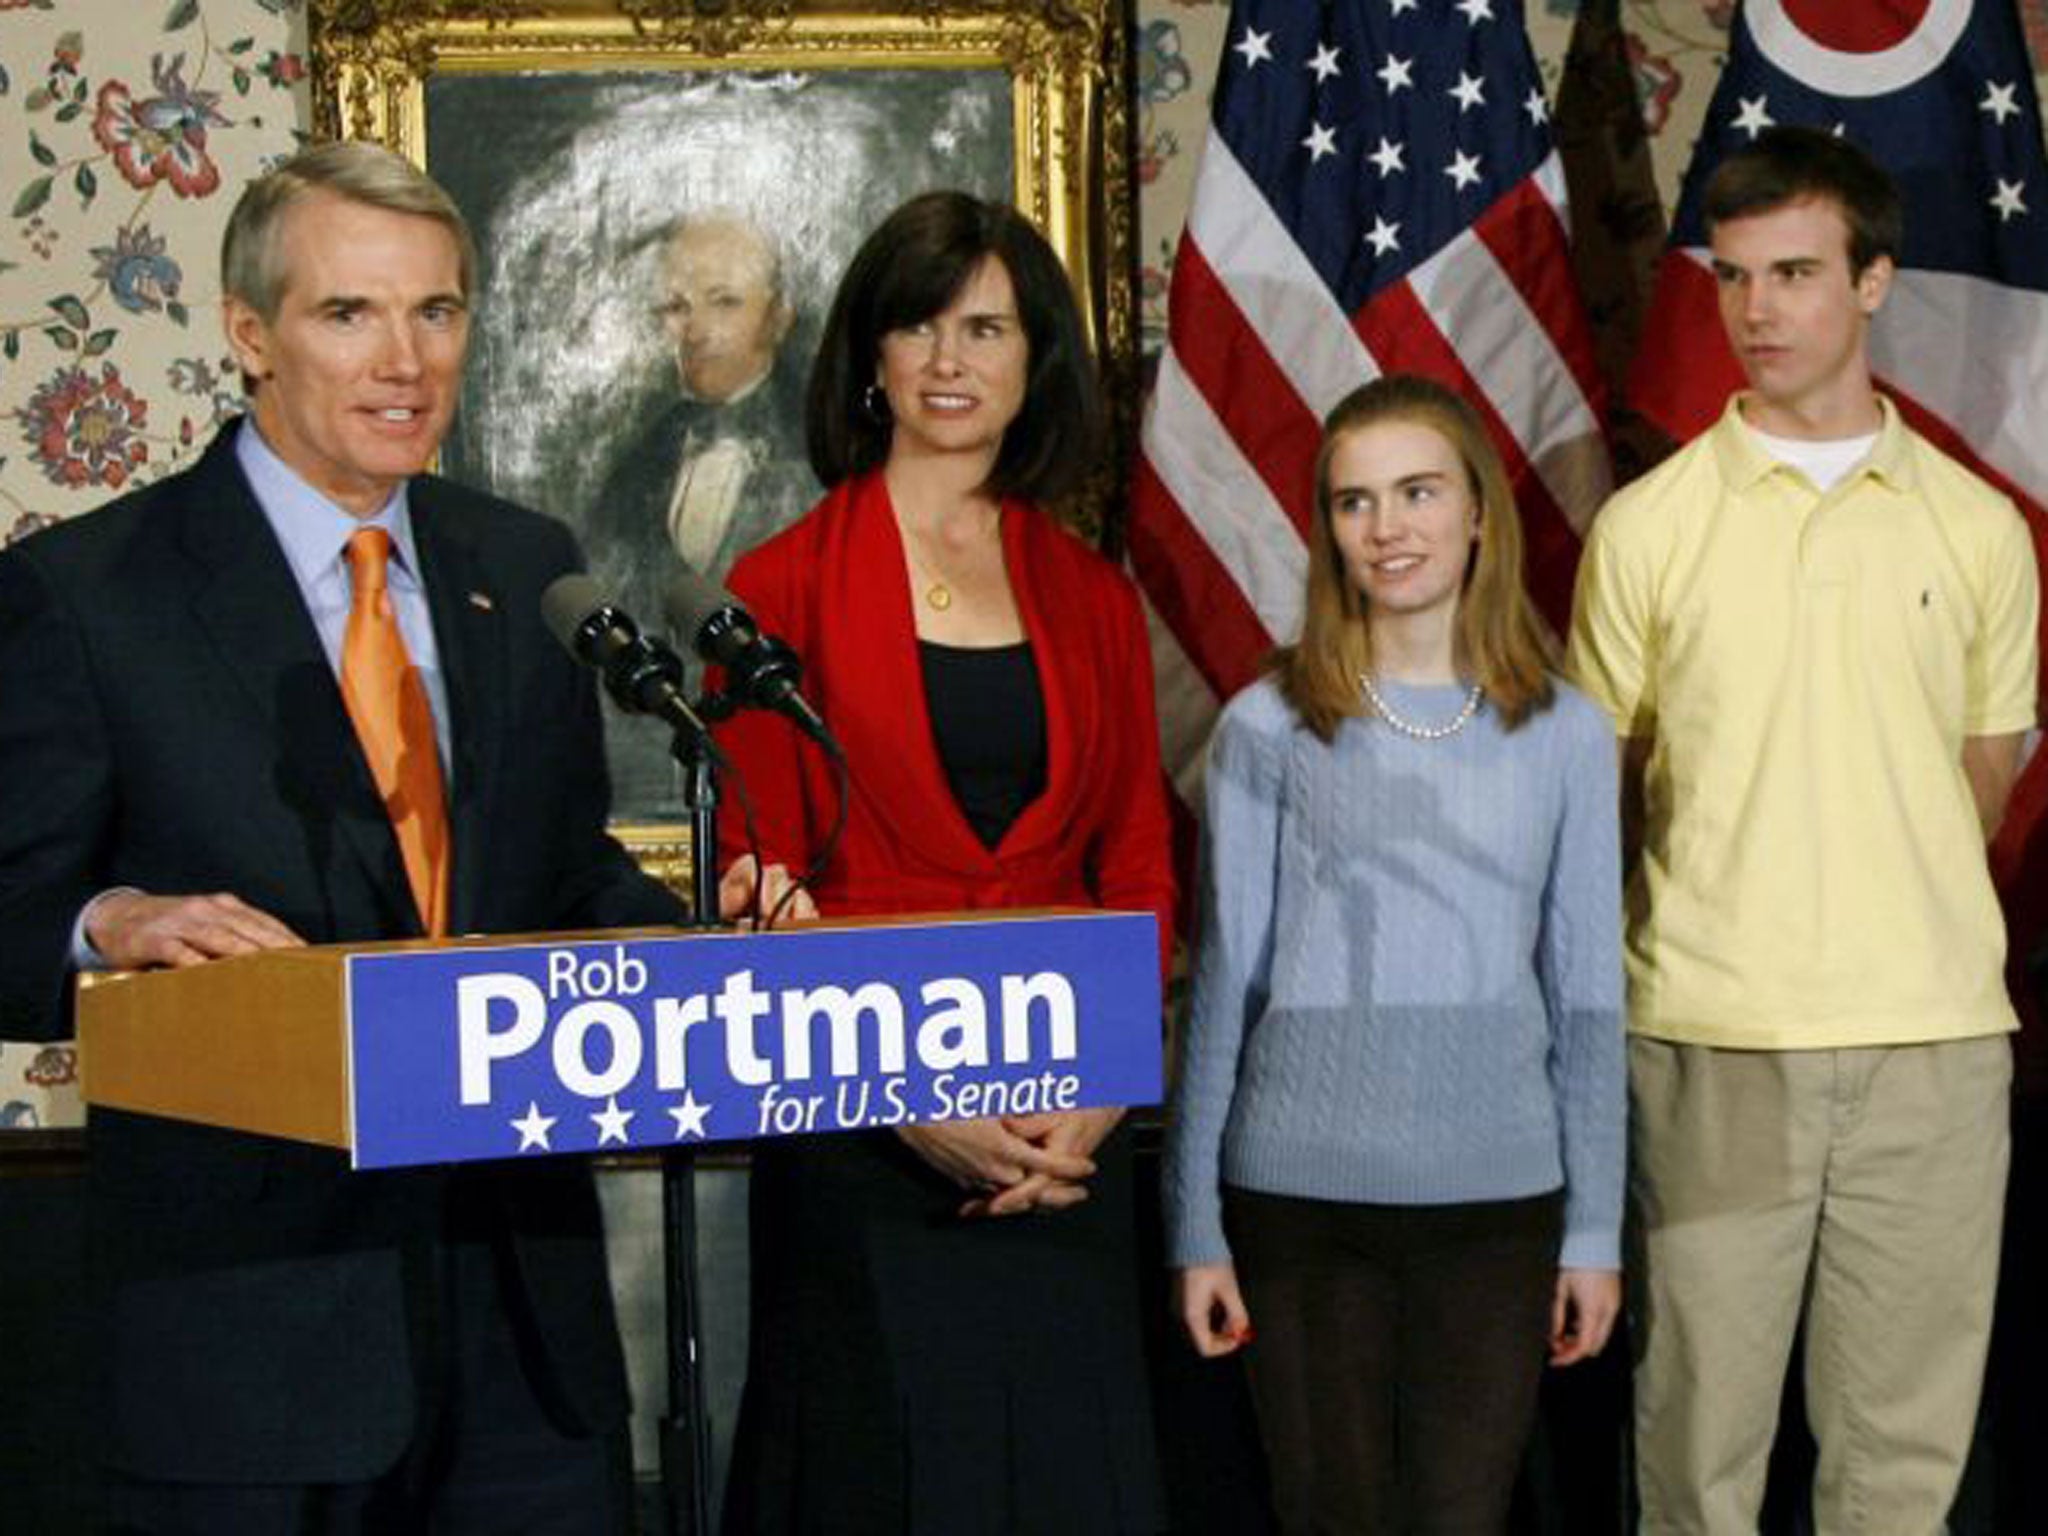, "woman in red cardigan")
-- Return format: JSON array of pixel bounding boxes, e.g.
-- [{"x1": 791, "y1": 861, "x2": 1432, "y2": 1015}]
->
[{"x1": 712, "y1": 192, "x2": 1174, "y2": 1534}]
